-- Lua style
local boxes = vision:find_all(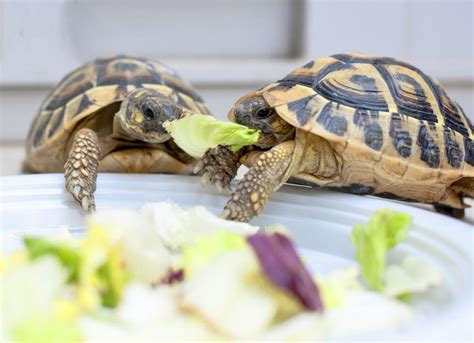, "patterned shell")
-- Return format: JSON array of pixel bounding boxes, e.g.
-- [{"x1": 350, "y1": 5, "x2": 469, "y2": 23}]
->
[
  {"x1": 27, "y1": 55, "x2": 211, "y2": 150},
  {"x1": 259, "y1": 52, "x2": 474, "y2": 178}
]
